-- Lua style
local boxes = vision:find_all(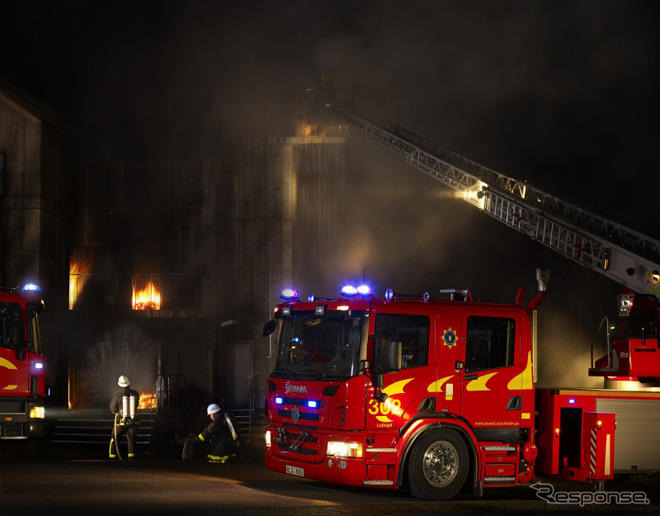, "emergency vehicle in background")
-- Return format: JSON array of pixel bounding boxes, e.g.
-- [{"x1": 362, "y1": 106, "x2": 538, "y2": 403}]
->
[
  {"x1": 261, "y1": 86, "x2": 660, "y2": 499},
  {"x1": 0, "y1": 284, "x2": 48, "y2": 440}
]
